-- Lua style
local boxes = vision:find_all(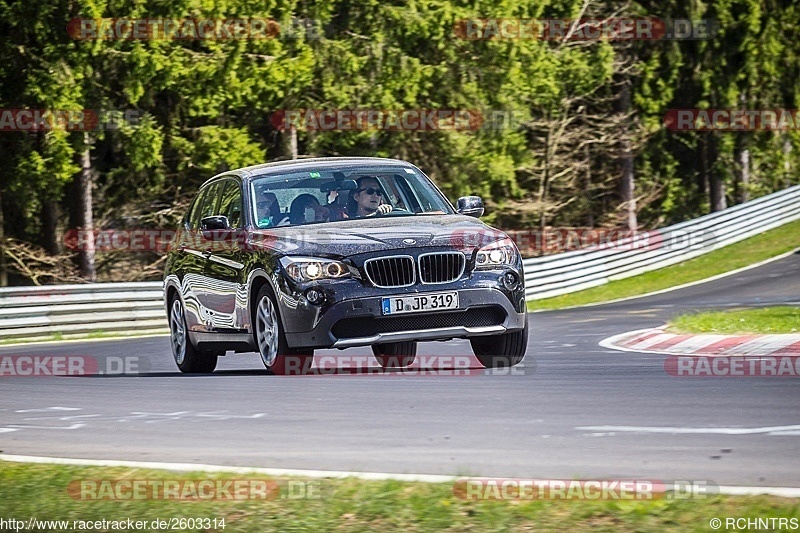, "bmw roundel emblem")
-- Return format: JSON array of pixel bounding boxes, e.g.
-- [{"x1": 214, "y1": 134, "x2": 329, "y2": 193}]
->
[{"x1": 403, "y1": 239, "x2": 416, "y2": 245}]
